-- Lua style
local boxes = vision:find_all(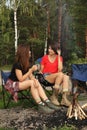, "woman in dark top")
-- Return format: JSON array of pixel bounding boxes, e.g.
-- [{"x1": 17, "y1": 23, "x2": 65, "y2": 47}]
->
[{"x1": 5, "y1": 44, "x2": 58, "y2": 113}]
